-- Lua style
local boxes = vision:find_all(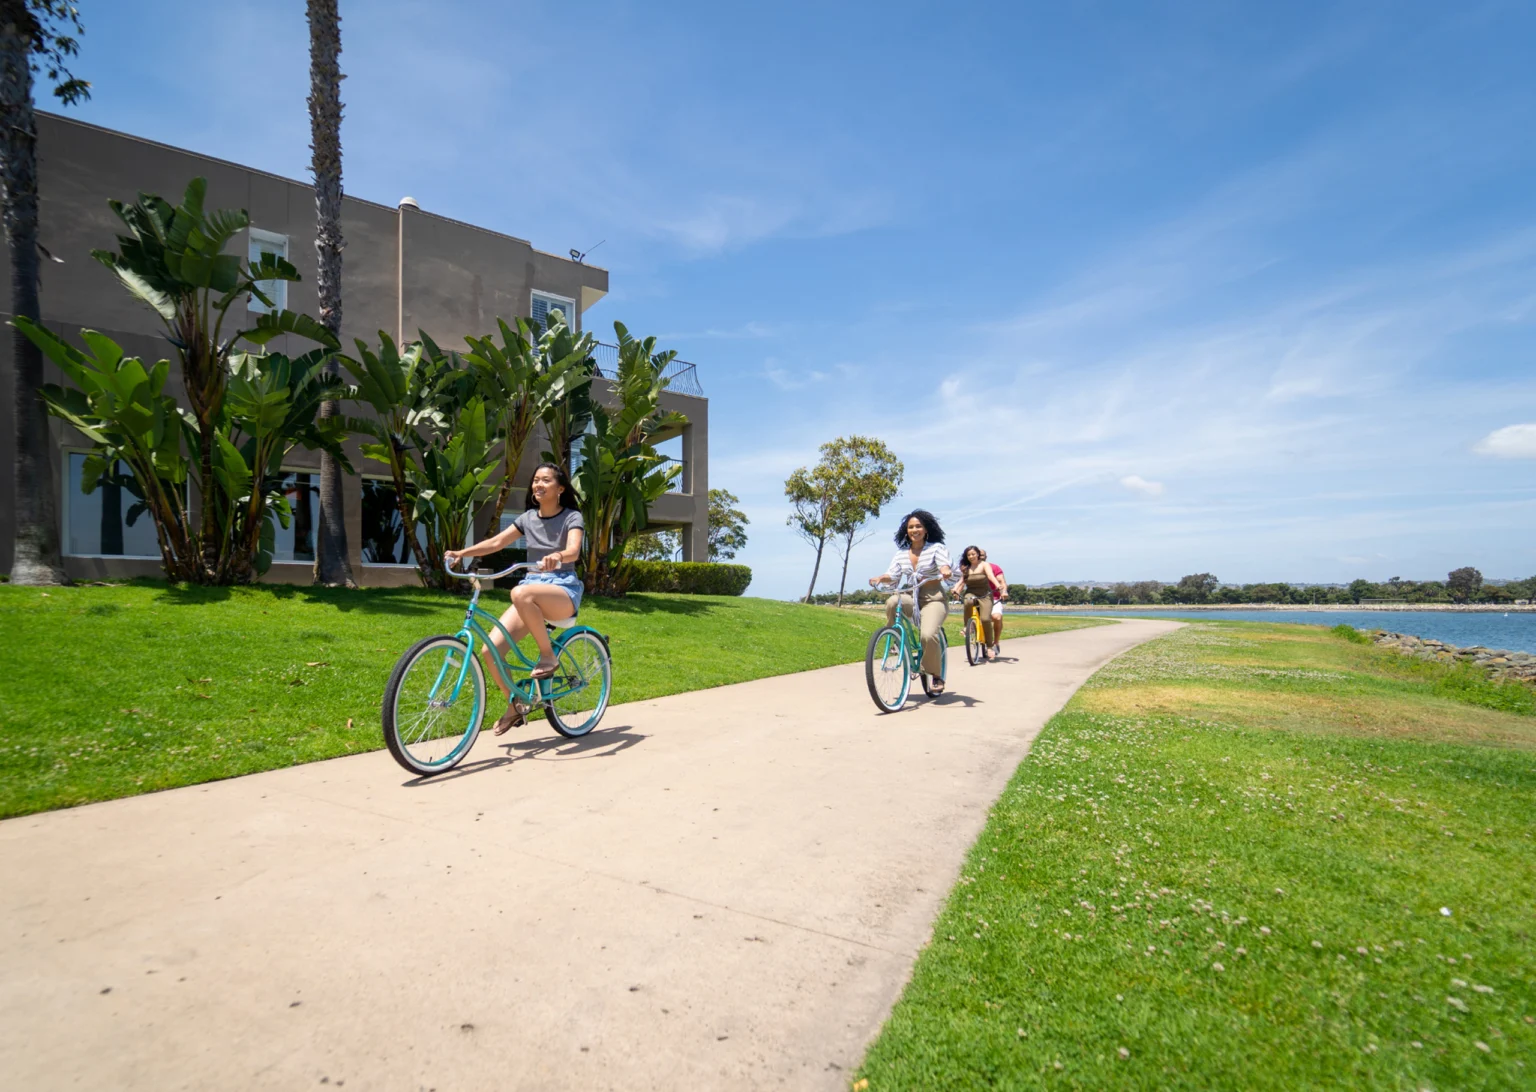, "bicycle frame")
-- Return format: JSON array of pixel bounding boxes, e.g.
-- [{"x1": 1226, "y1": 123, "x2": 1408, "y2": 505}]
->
[
  {"x1": 442, "y1": 561, "x2": 609, "y2": 709},
  {"x1": 881, "y1": 577, "x2": 938, "y2": 675}
]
